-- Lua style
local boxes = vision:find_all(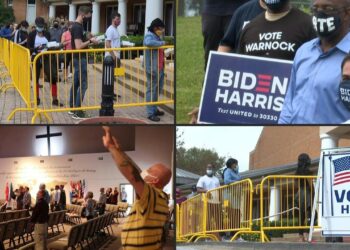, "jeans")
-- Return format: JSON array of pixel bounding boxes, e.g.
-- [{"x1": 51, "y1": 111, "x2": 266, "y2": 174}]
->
[
  {"x1": 146, "y1": 70, "x2": 164, "y2": 116},
  {"x1": 70, "y1": 56, "x2": 87, "y2": 108}
]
